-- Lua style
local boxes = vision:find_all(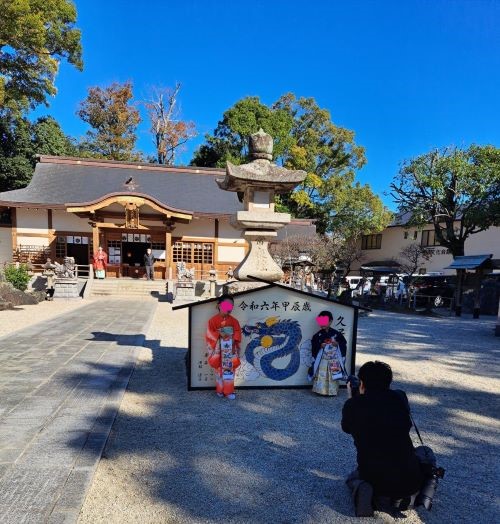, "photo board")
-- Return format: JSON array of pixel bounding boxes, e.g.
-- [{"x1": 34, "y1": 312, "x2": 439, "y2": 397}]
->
[{"x1": 180, "y1": 284, "x2": 358, "y2": 389}]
